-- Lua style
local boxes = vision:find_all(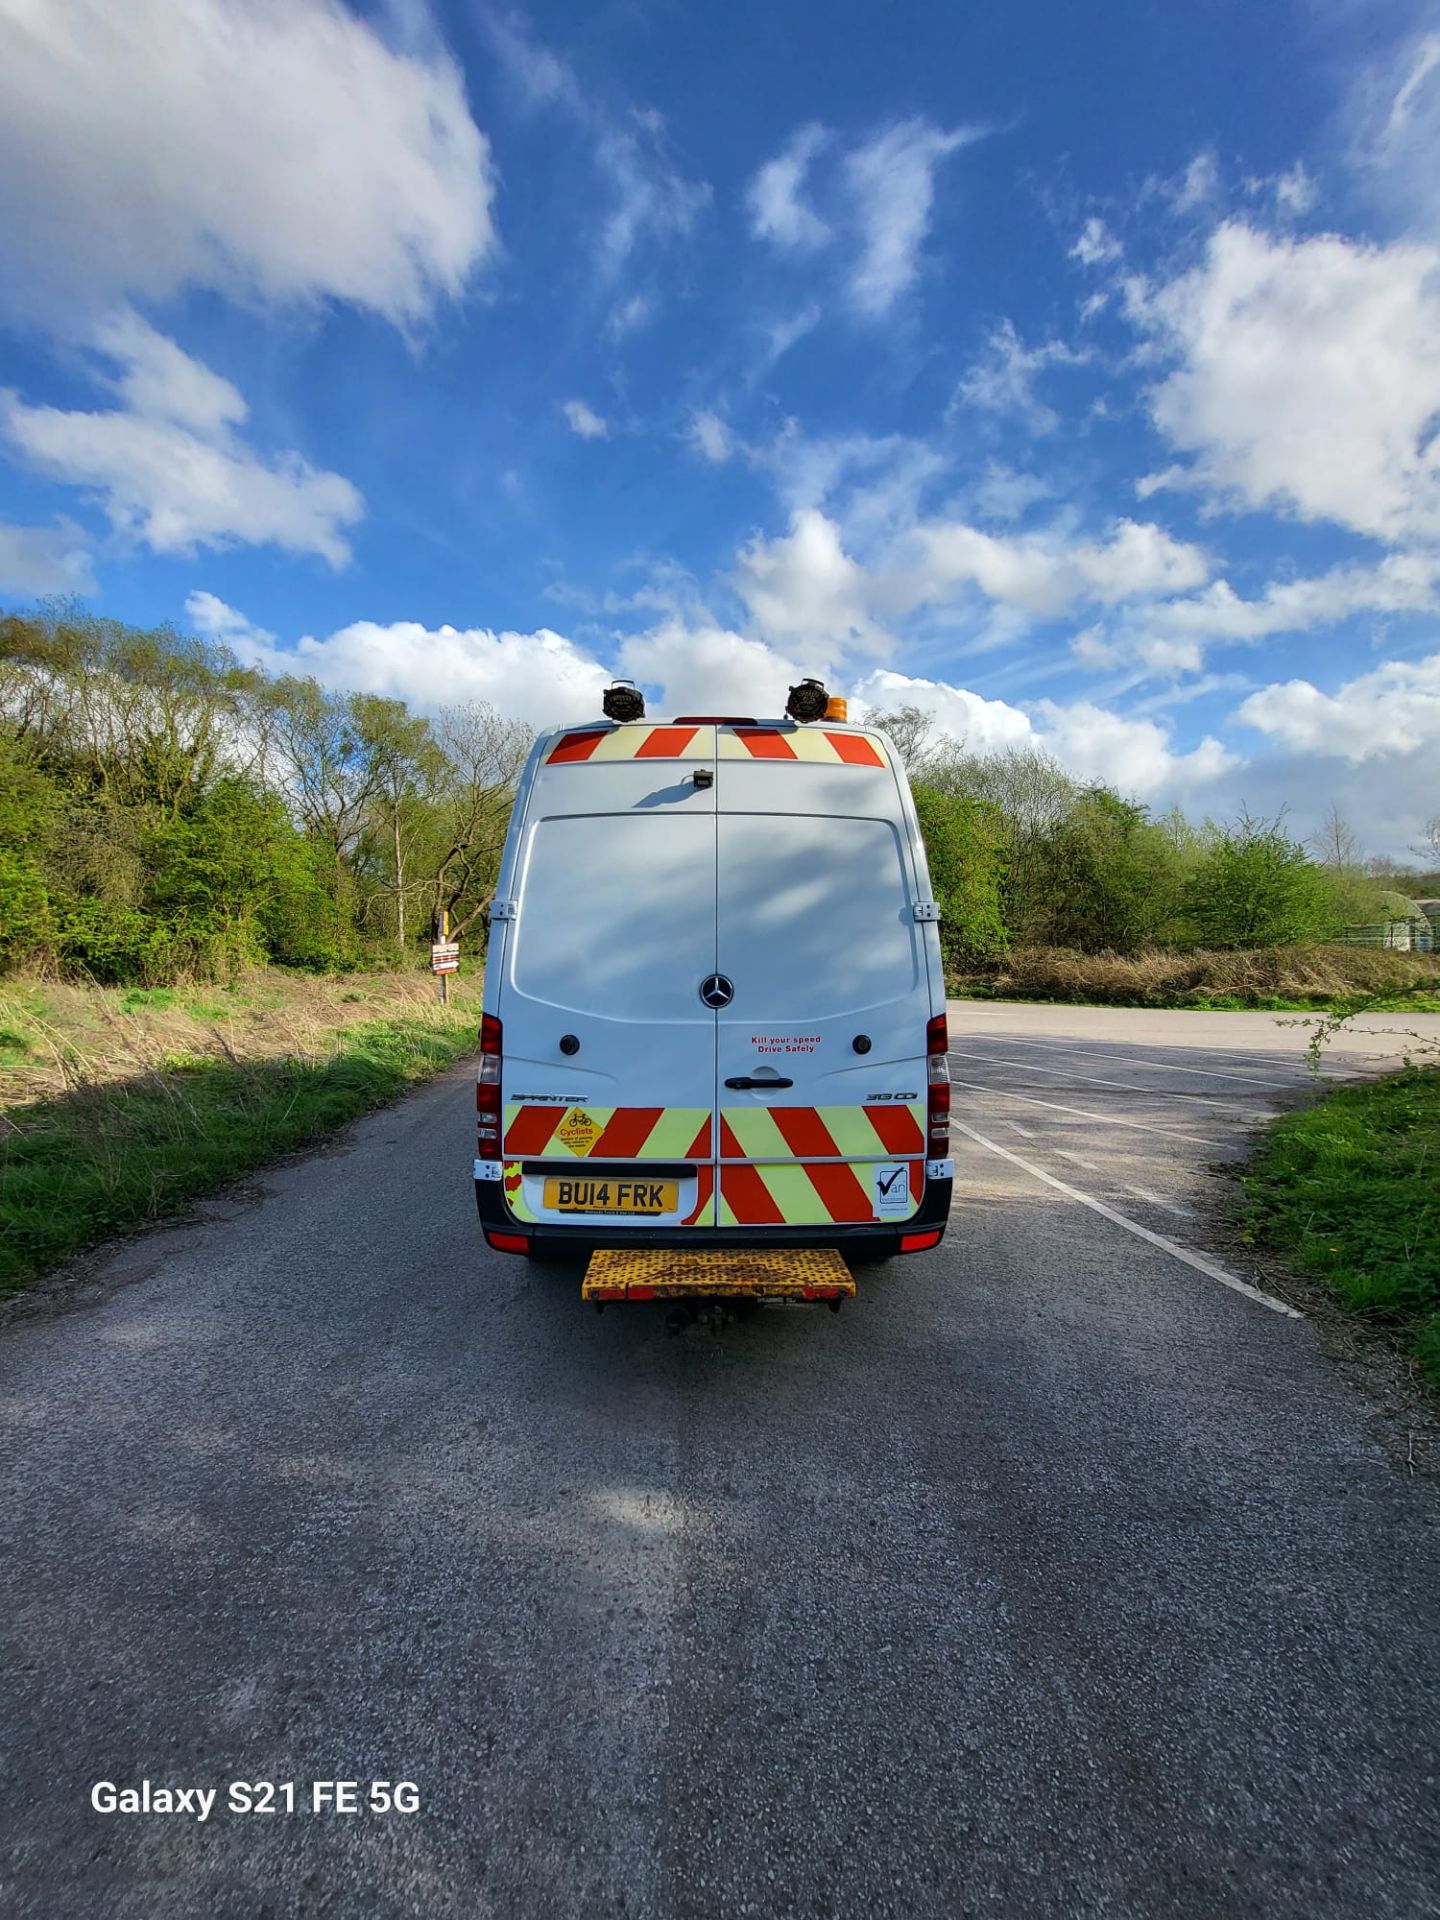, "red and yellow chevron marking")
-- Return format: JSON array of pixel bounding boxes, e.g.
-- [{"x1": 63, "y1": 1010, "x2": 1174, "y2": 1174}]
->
[
  {"x1": 718, "y1": 727, "x2": 886, "y2": 767},
  {"x1": 684, "y1": 1164, "x2": 715, "y2": 1227},
  {"x1": 543, "y1": 723, "x2": 887, "y2": 767},
  {"x1": 545, "y1": 724, "x2": 708, "y2": 763},
  {"x1": 718, "y1": 1103, "x2": 924, "y2": 1160},
  {"x1": 718, "y1": 1159, "x2": 924, "y2": 1225},
  {"x1": 502, "y1": 1104, "x2": 712, "y2": 1161}
]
